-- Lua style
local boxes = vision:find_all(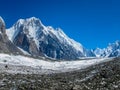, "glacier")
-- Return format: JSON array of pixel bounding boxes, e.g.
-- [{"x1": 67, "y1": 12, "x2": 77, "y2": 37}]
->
[{"x1": 0, "y1": 53, "x2": 113, "y2": 74}]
